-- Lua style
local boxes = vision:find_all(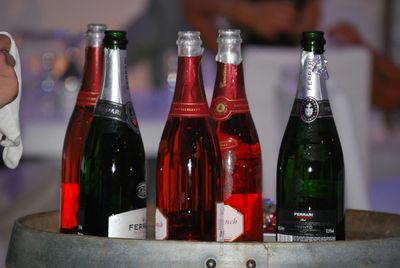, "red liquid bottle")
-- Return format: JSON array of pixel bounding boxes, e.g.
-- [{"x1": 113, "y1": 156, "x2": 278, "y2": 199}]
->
[
  {"x1": 60, "y1": 24, "x2": 106, "y2": 233},
  {"x1": 155, "y1": 31, "x2": 223, "y2": 241},
  {"x1": 210, "y1": 29, "x2": 263, "y2": 242}
]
